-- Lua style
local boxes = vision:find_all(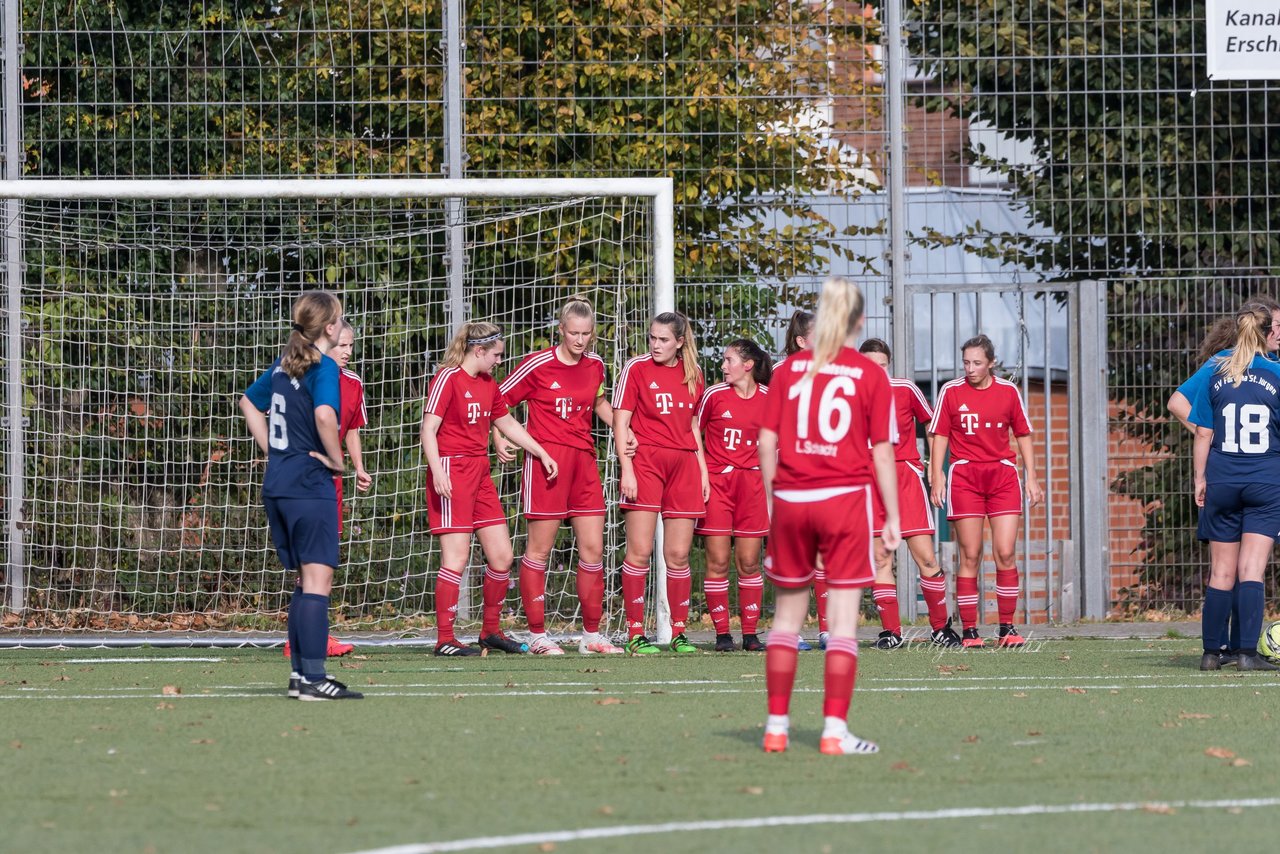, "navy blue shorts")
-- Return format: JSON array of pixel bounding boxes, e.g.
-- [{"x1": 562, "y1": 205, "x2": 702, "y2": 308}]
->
[
  {"x1": 1197, "y1": 482, "x2": 1280, "y2": 543},
  {"x1": 264, "y1": 497, "x2": 340, "y2": 570}
]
